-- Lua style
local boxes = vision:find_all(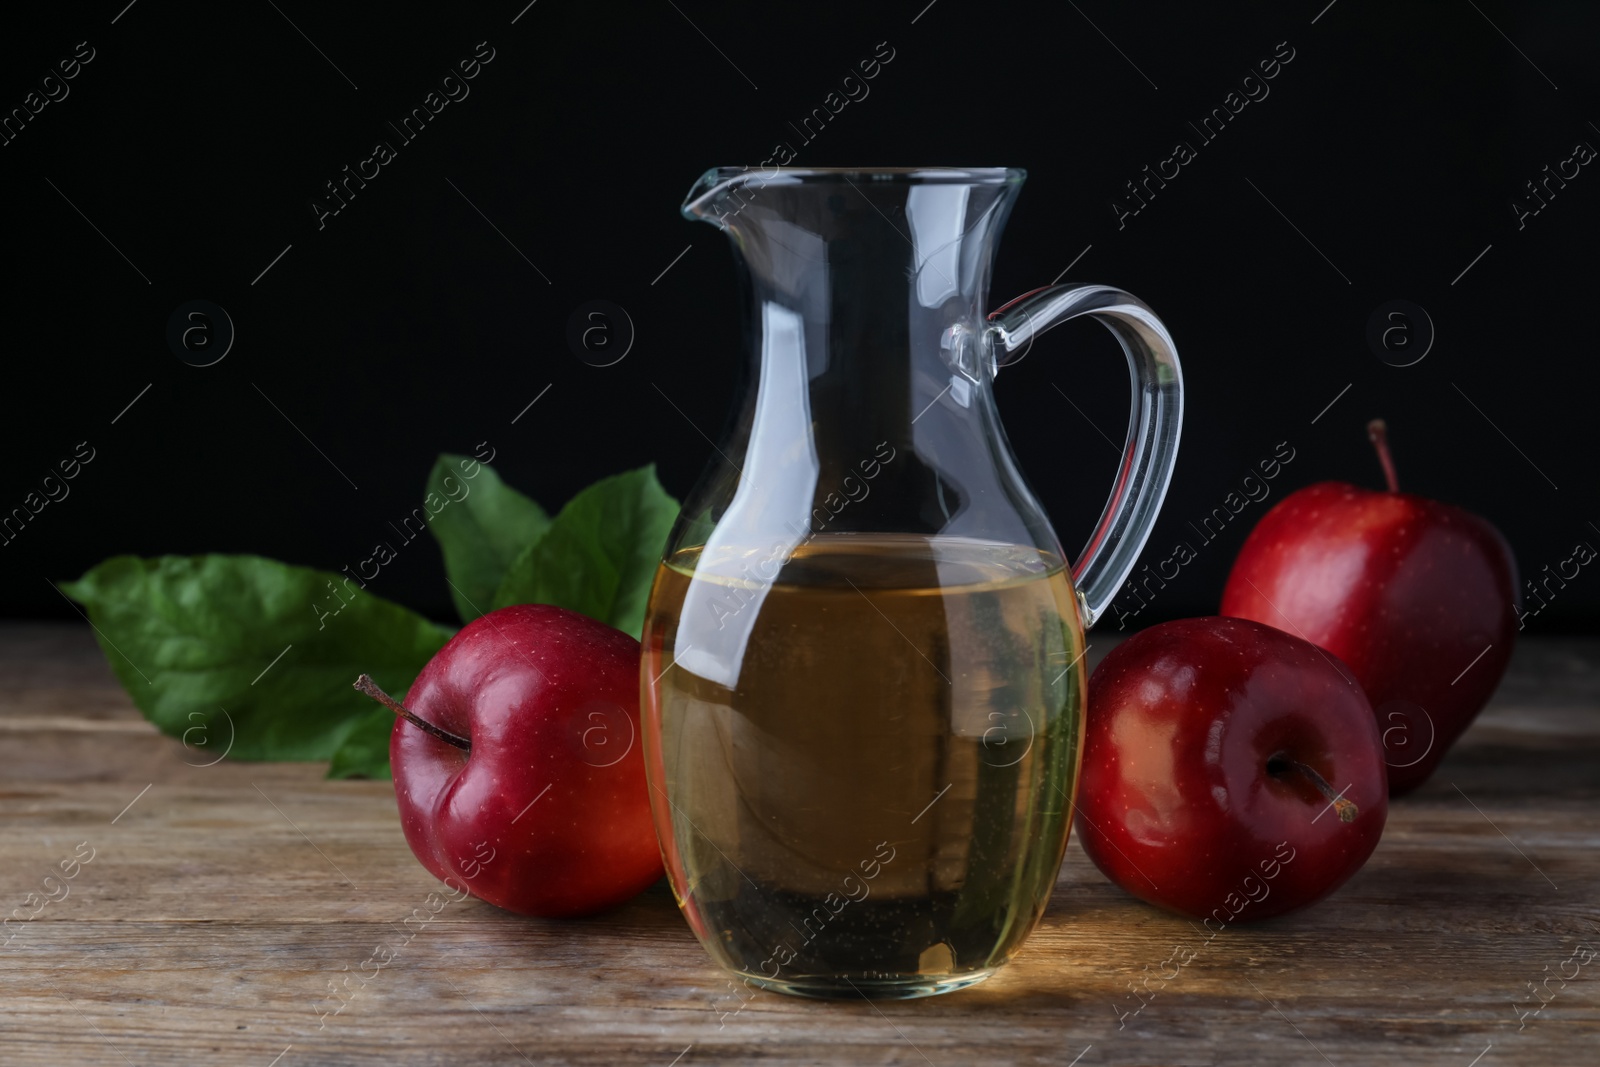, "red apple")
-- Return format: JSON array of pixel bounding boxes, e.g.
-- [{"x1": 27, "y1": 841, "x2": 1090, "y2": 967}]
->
[
  {"x1": 356, "y1": 604, "x2": 662, "y2": 917},
  {"x1": 1220, "y1": 421, "x2": 1518, "y2": 794},
  {"x1": 1075, "y1": 617, "x2": 1387, "y2": 922}
]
